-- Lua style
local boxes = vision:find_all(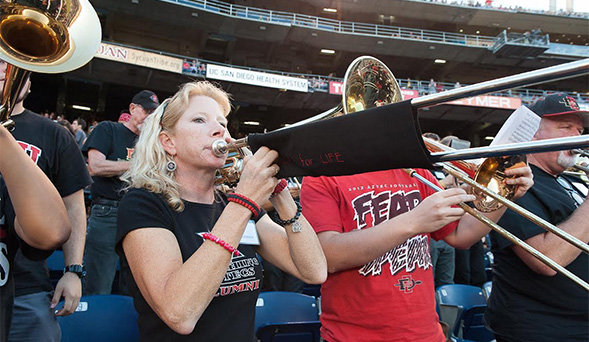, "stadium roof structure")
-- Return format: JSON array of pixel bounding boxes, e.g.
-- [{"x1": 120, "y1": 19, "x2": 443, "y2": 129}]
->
[{"x1": 54, "y1": 0, "x2": 588, "y2": 139}]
